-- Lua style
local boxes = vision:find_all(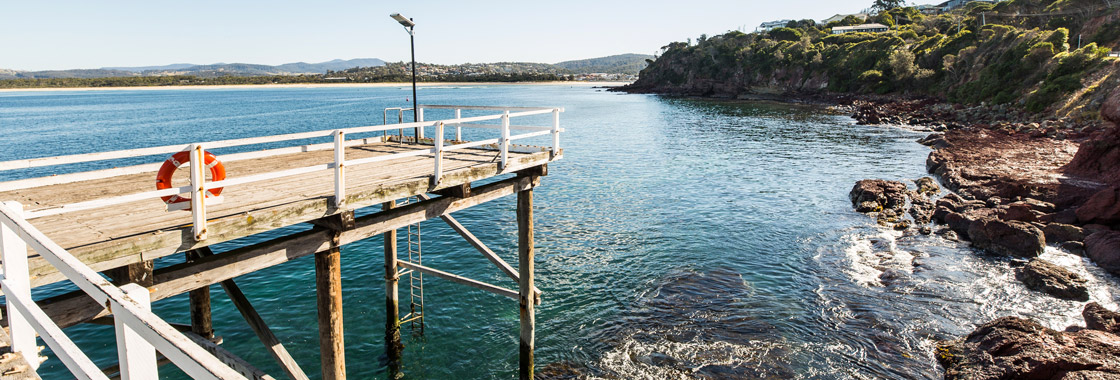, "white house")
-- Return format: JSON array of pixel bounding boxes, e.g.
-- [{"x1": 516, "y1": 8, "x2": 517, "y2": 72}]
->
[
  {"x1": 830, "y1": 23, "x2": 890, "y2": 34},
  {"x1": 757, "y1": 19, "x2": 794, "y2": 32}
]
